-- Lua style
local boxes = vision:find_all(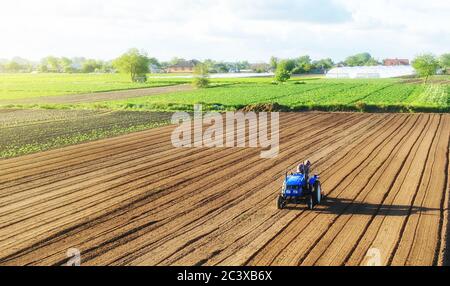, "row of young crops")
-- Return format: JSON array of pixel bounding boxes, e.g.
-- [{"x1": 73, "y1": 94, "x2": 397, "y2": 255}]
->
[{"x1": 0, "y1": 110, "x2": 172, "y2": 158}]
